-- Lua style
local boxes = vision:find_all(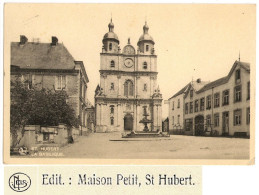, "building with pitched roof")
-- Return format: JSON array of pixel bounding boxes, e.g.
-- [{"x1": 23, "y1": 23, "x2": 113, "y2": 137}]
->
[
  {"x1": 166, "y1": 79, "x2": 209, "y2": 135},
  {"x1": 167, "y1": 60, "x2": 250, "y2": 137},
  {"x1": 11, "y1": 35, "x2": 90, "y2": 136}
]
